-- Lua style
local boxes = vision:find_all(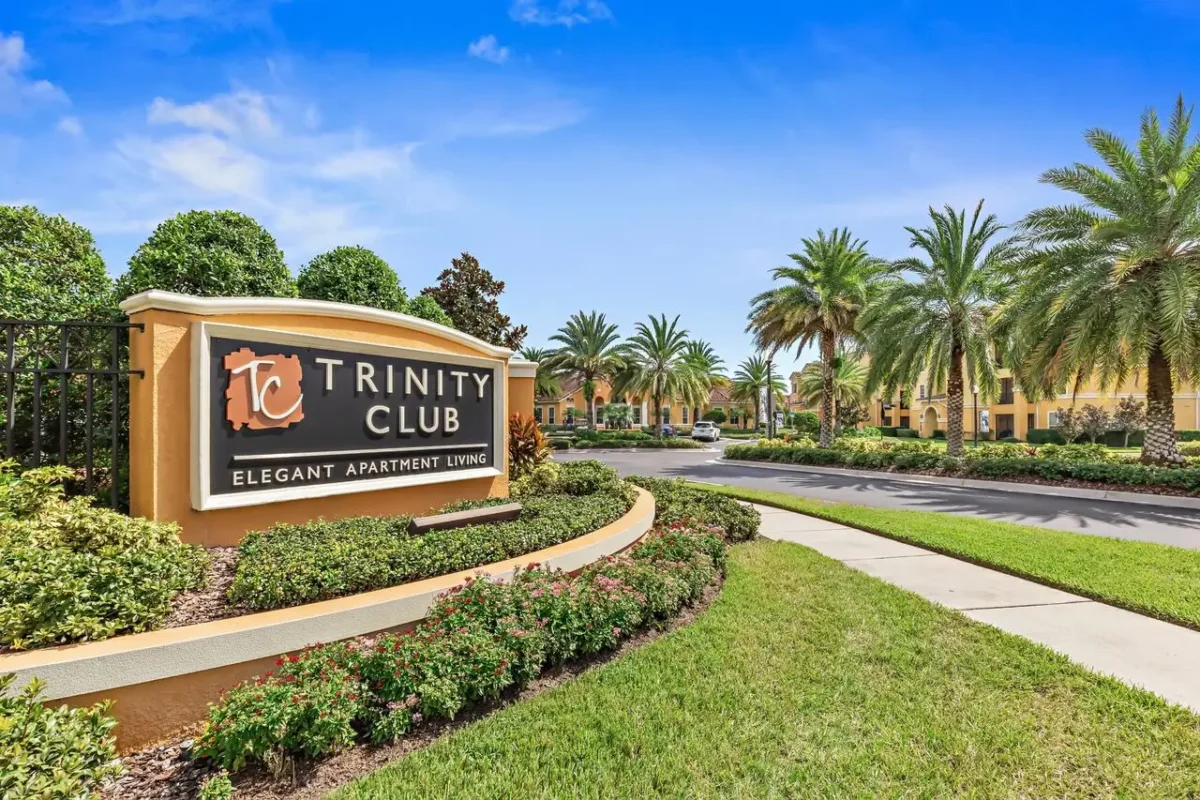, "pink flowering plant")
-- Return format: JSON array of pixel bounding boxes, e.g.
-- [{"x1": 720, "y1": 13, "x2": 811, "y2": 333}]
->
[{"x1": 194, "y1": 514, "x2": 749, "y2": 774}]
